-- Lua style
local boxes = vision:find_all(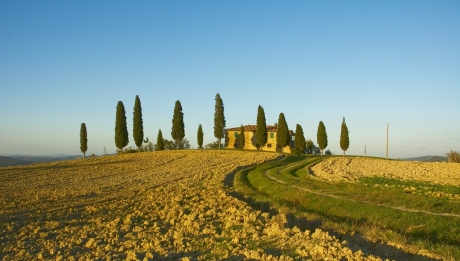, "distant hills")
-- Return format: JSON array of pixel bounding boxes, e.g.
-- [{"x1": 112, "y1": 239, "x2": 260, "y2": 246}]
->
[
  {"x1": 0, "y1": 154, "x2": 449, "y2": 167},
  {"x1": 0, "y1": 156, "x2": 34, "y2": 167},
  {"x1": 402, "y1": 155, "x2": 447, "y2": 162},
  {"x1": 0, "y1": 155, "x2": 80, "y2": 167}
]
